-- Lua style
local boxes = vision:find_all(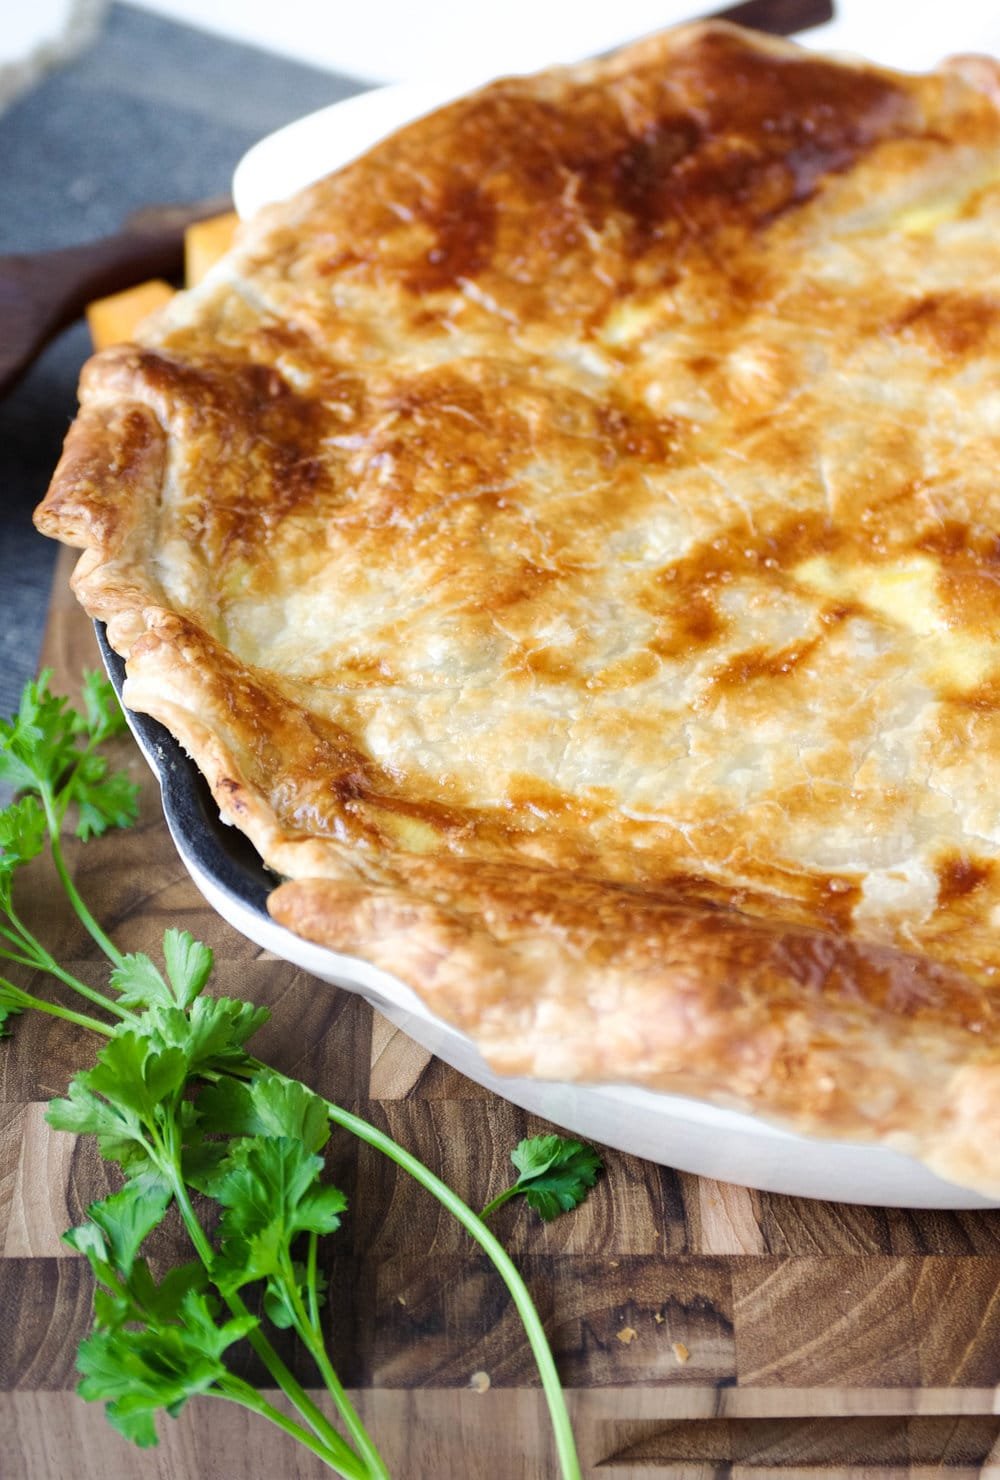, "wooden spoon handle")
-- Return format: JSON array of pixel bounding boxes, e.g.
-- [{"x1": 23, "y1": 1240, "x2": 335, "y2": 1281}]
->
[
  {"x1": 714, "y1": 0, "x2": 835, "y2": 34},
  {"x1": 16, "y1": 232, "x2": 184, "y2": 332},
  {"x1": 0, "y1": 195, "x2": 231, "y2": 397}
]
